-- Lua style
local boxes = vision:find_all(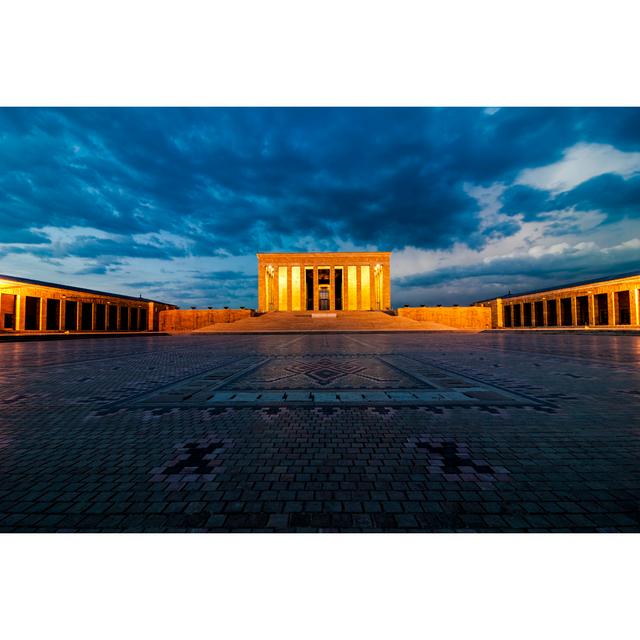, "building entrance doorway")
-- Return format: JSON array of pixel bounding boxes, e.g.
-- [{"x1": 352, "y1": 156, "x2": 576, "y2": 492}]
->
[{"x1": 319, "y1": 287, "x2": 330, "y2": 310}]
